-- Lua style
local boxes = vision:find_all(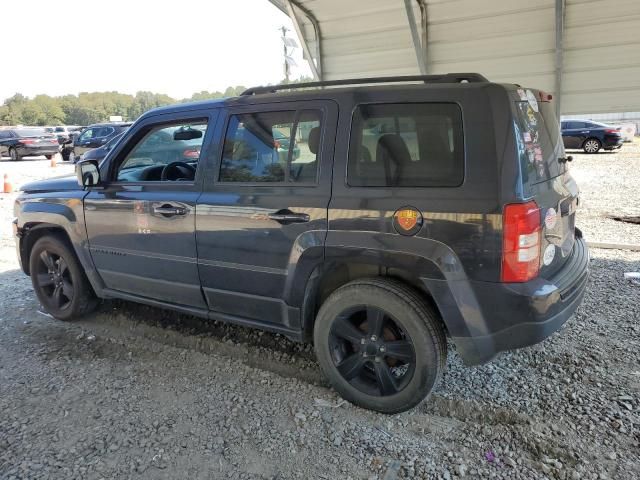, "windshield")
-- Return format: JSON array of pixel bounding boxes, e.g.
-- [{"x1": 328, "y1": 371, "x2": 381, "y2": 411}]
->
[{"x1": 513, "y1": 97, "x2": 566, "y2": 188}]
